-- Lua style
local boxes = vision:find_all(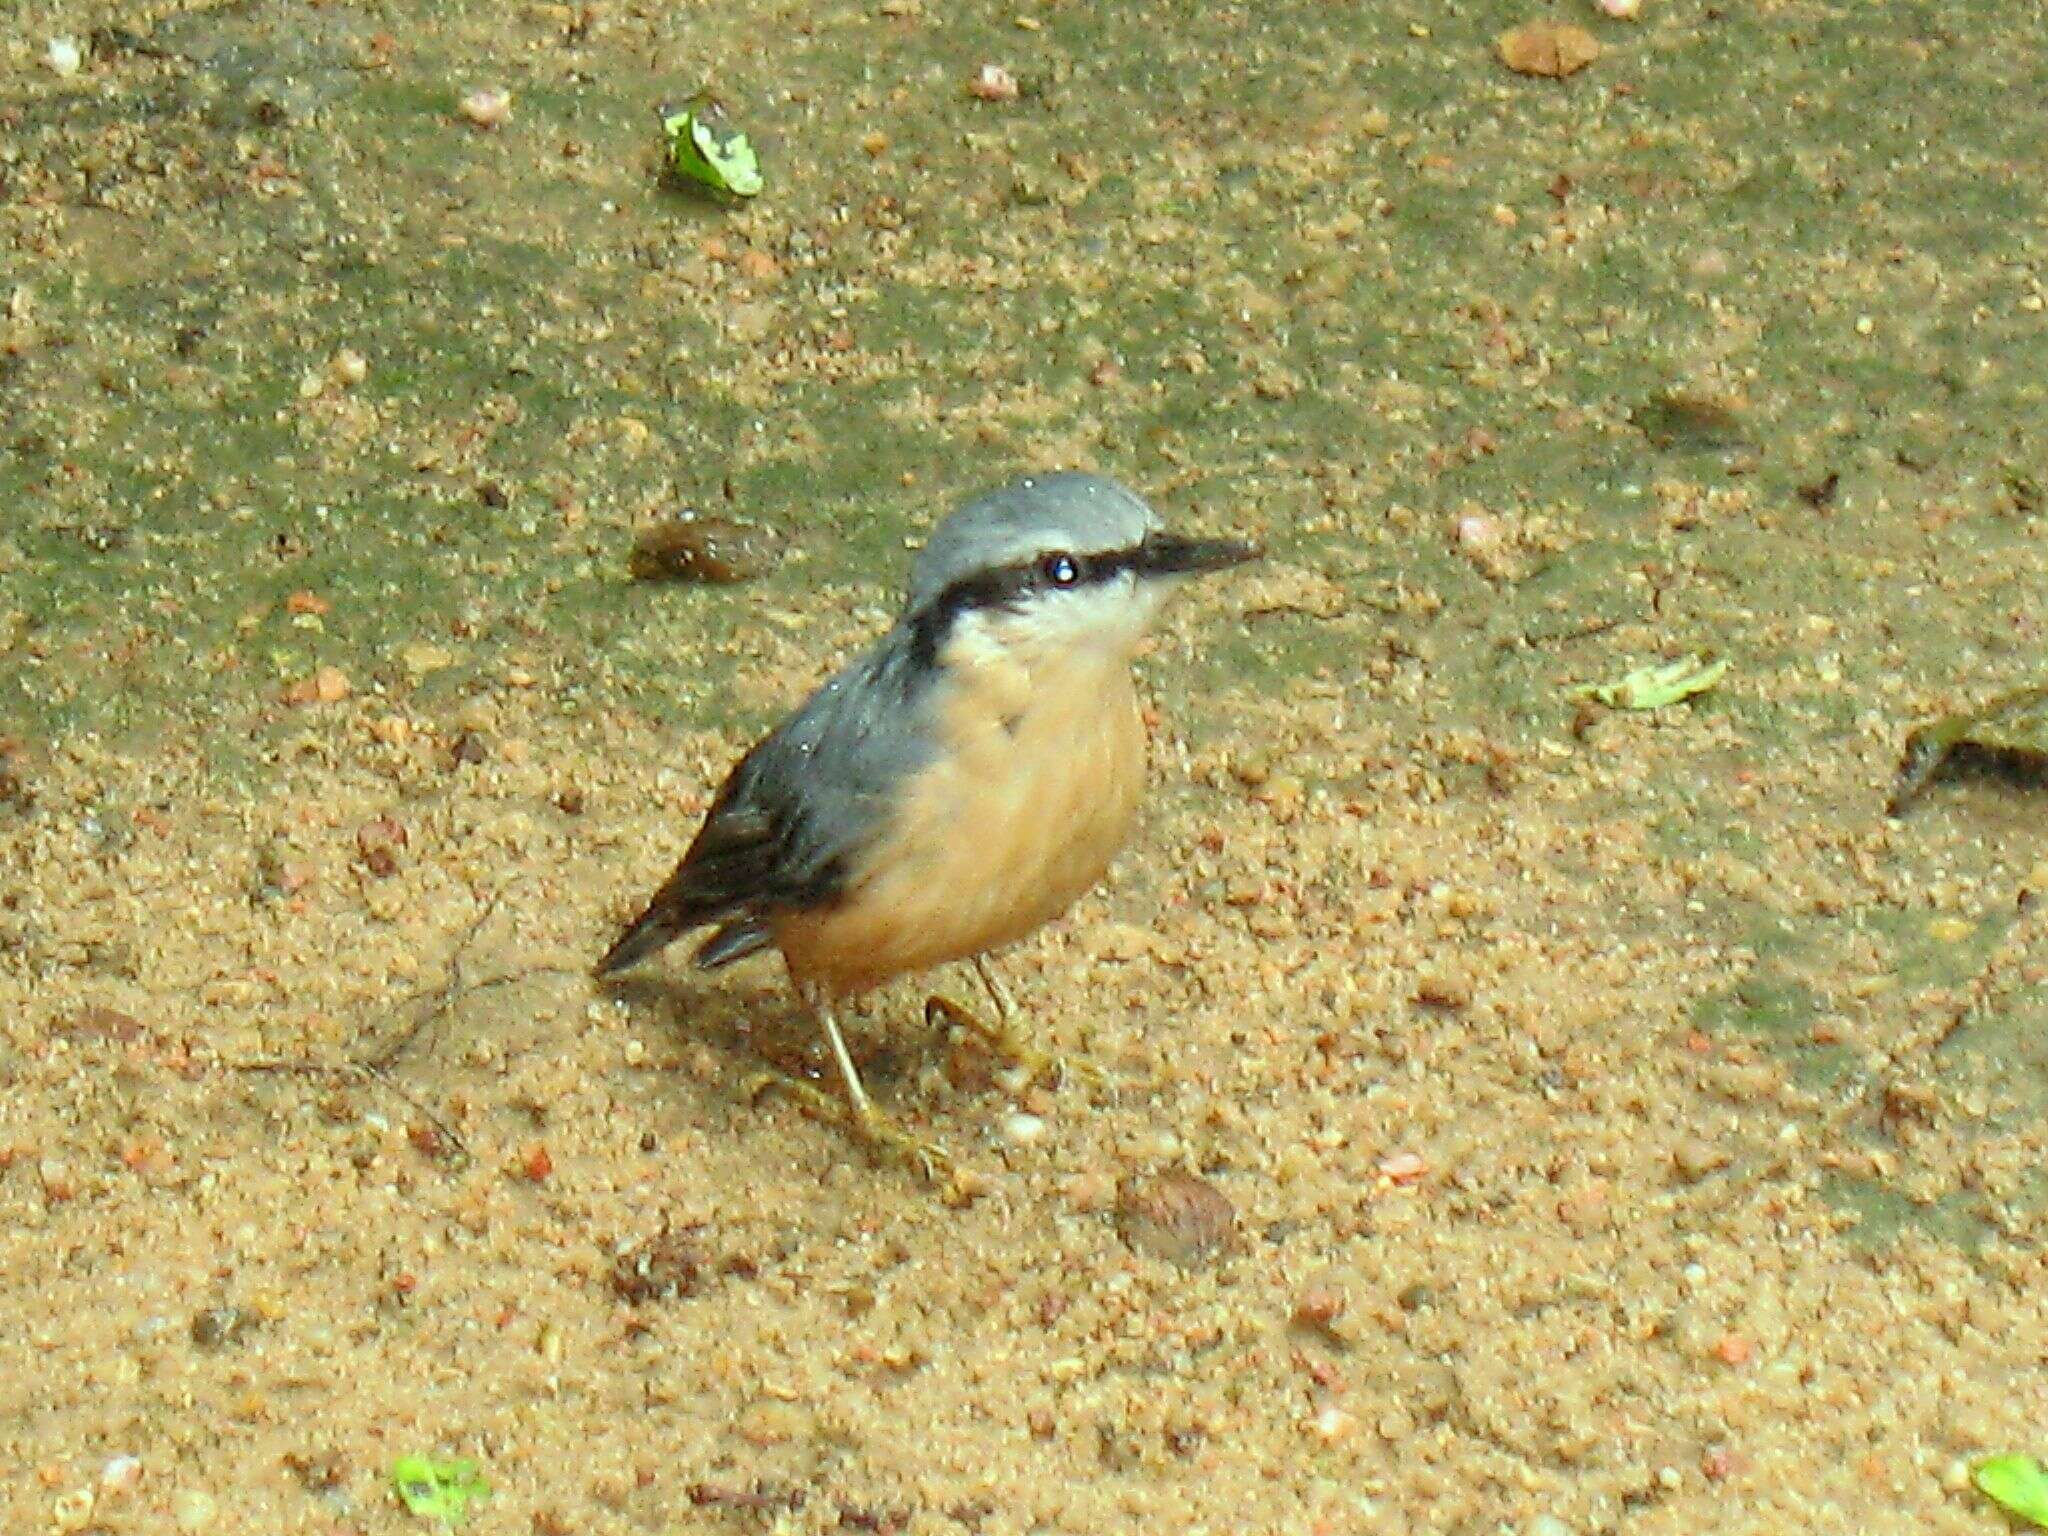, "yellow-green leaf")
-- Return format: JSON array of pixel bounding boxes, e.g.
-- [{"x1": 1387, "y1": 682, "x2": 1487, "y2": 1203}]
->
[
  {"x1": 663, "y1": 108, "x2": 763, "y2": 198},
  {"x1": 1975, "y1": 1454, "x2": 2048, "y2": 1528},
  {"x1": 391, "y1": 1454, "x2": 488, "y2": 1528},
  {"x1": 1573, "y1": 653, "x2": 1728, "y2": 711}
]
